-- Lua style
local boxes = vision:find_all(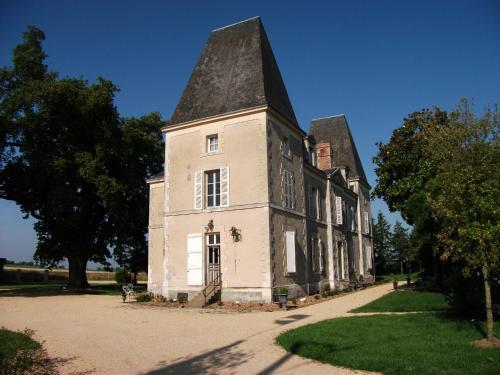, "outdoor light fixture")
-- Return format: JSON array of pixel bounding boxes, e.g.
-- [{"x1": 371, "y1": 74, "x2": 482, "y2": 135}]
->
[
  {"x1": 205, "y1": 220, "x2": 214, "y2": 232},
  {"x1": 230, "y1": 226, "x2": 241, "y2": 242}
]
